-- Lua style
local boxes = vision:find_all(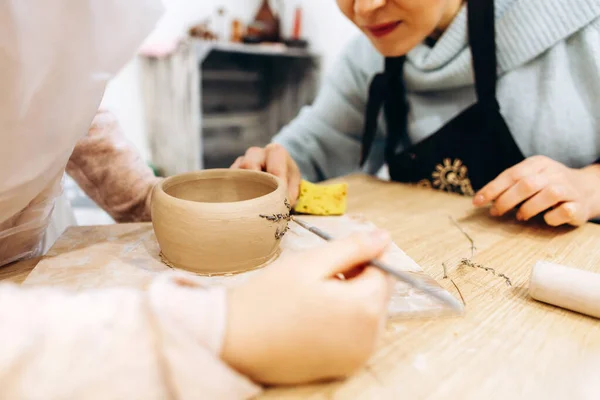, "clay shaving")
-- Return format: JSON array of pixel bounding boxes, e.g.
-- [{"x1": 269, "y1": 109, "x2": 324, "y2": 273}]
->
[
  {"x1": 441, "y1": 262, "x2": 466, "y2": 306},
  {"x1": 449, "y1": 216, "x2": 477, "y2": 258},
  {"x1": 275, "y1": 225, "x2": 289, "y2": 240},
  {"x1": 260, "y1": 198, "x2": 292, "y2": 240},
  {"x1": 450, "y1": 279, "x2": 466, "y2": 306},
  {"x1": 159, "y1": 252, "x2": 176, "y2": 269},
  {"x1": 459, "y1": 258, "x2": 512, "y2": 287},
  {"x1": 442, "y1": 262, "x2": 449, "y2": 279},
  {"x1": 447, "y1": 215, "x2": 513, "y2": 288},
  {"x1": 260, "y1": 213, "x2": 291, "y2": 223}
]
